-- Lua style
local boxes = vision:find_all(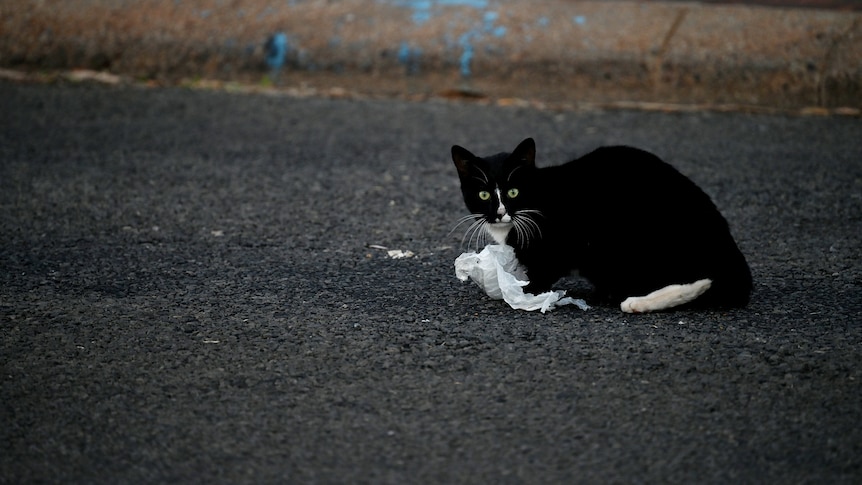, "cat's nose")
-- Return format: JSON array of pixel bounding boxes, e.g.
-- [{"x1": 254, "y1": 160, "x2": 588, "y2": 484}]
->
[
  {"x1": 495, "y1": 208, "x2": 511, "y2": 223},
  {"x1": 494, "y1": 198, "x2": 510, "y2": 222}
]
